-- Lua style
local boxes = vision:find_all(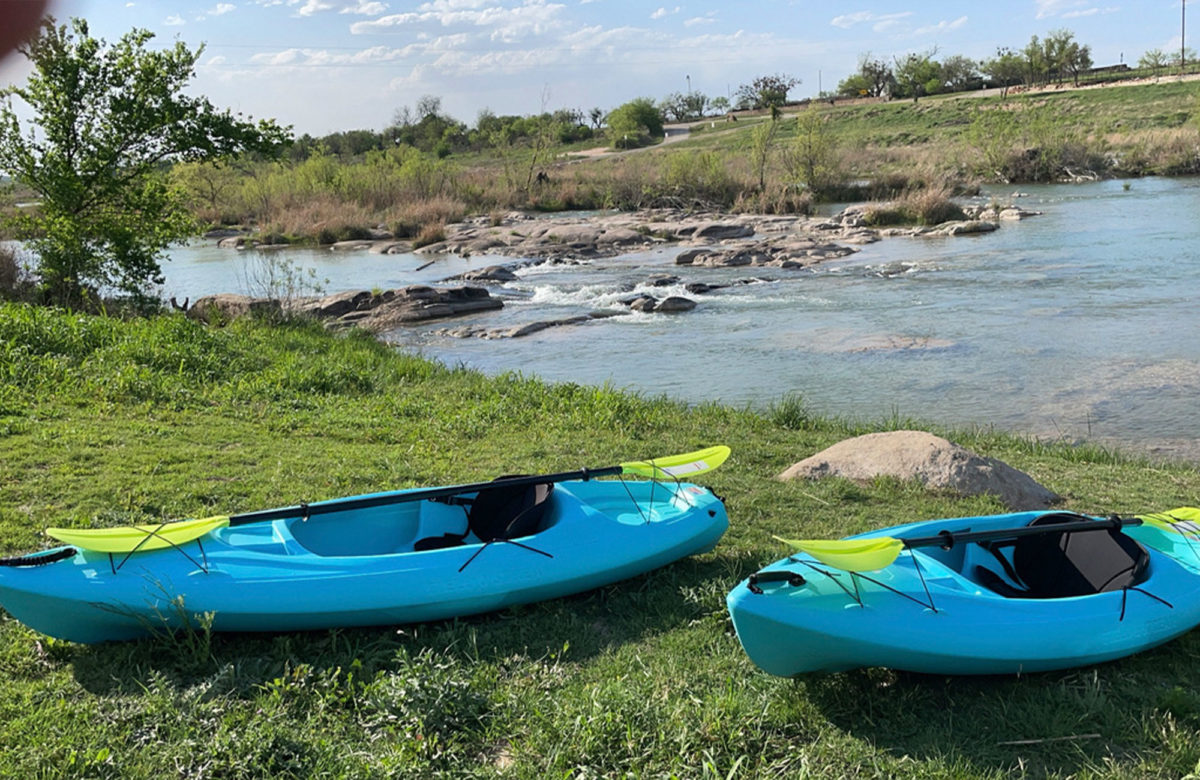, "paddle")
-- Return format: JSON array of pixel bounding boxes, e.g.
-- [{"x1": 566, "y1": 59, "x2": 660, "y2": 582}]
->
[
  {"x1": 46, "y1": 445, "x2": 731, "y2": 554},
  {"x1": 772, "y1": 510, "x2": 1200, "y2": 573}
]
